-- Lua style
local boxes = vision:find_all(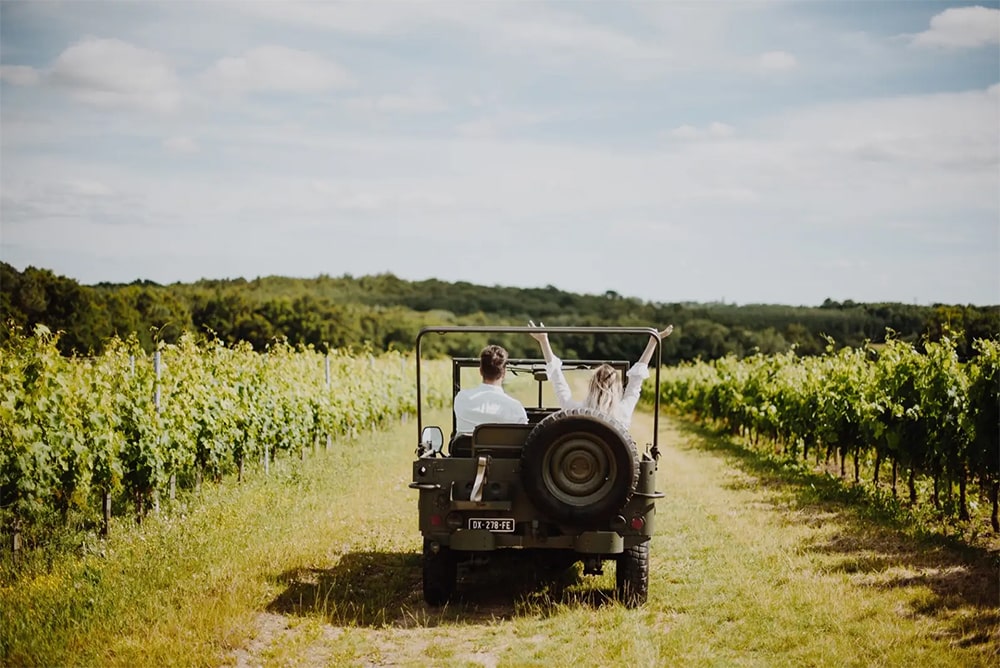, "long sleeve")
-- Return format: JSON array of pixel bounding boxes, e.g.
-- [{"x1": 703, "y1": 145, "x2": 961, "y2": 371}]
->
[
  {"x1": 545, "y1": 356, "x2": 577, "y2": 410},
  {"x1": 618, "y1": 362, "x2": 650, "y2": 424}
]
